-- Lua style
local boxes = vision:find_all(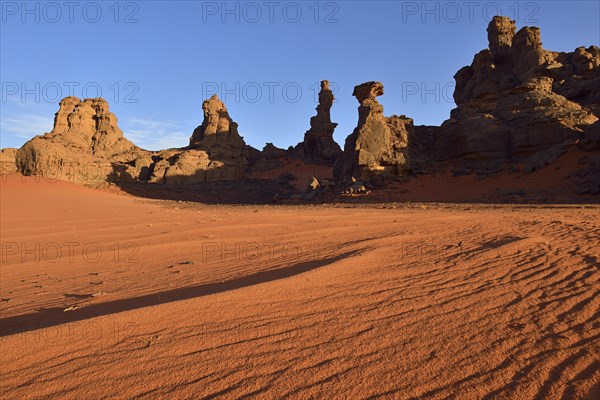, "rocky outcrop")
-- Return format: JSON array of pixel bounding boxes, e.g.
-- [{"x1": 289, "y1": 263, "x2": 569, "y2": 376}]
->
[
  {"x1": 336, "y1": 82, "x2": 412, "y2": 180},
  {"x1": 0, "y1": 148, "x2": 17, "y2": 174},
  {"x1": 149, "y1": 95, "x2": 258, "y2": 184},
  {"x1": 294, "y1": 80, "x2": 342, "y2": 164},
  {"x1": 334, "y1": 17, "x2": 598, "y2": 182},
  {"x1": 487, "y1": 15, "x2": 515, "y2": 62},
  {"x1": 553, "y1": 46, "x2": 600, "y2": 114},
  {"x1": 190, "y1": 95, "x2": 246, "y2": 148},
  {"x1": 15, "y1": 95, "x2": 262, "y2": 185},
  {"x1": 15, "y1": 97, "x2": 150, "y2": 184},
  {"x1": 442, "y1": 16, "x2": 599, "y2": 164},
  {"x1": 12, "y1": 16, "x2": 599, "y2": 192},
  {"x1": 148, "y1": 149, "x2": 240, "y2": 184},
  {"x1": 261, "y1": 143, "x2": 286, "y2": 160}
]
